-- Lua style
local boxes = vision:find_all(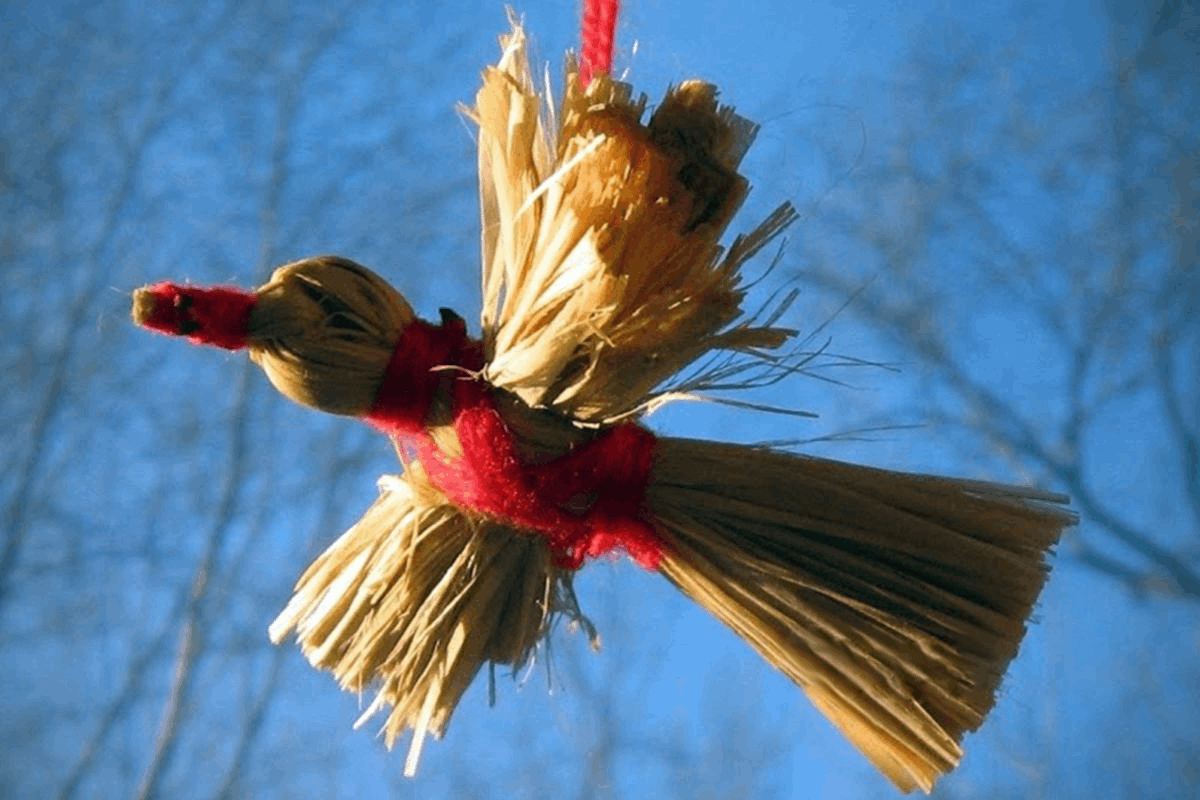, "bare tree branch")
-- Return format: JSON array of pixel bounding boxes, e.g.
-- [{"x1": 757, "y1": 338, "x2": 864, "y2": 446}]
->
[
  {"x1": 134, "y1": 364, "x2": 255, "y2": 800},
  {"x1": 0, "y1": 0, "x2": 243, "y2": 615}
]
